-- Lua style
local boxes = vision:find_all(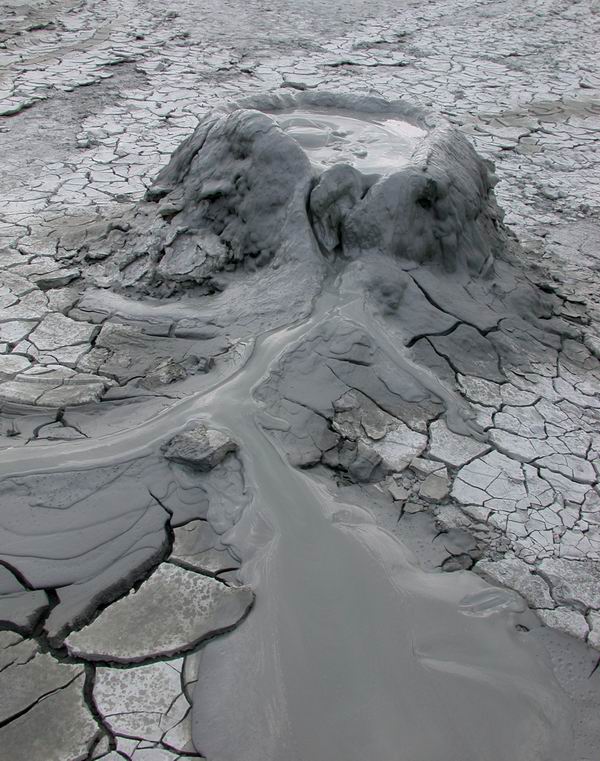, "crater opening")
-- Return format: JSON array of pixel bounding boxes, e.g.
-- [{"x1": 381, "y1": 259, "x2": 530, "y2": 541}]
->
[{"x1": 268, "y1": 108, "x2": 426, "y2": 174}]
